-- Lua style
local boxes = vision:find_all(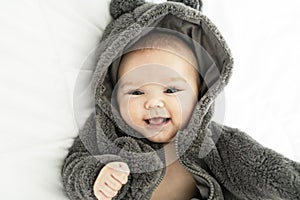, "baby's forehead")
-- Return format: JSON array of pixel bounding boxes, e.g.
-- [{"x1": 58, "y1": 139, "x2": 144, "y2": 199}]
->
[
  {"x1": 118, "y1": 47, "x2": 199, "y2": 78},
  {"x1": 118, "y1": 64, "x2": 188, "y2": 85}
]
